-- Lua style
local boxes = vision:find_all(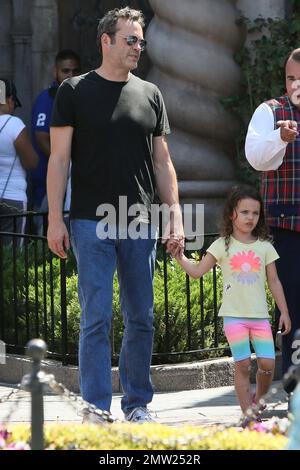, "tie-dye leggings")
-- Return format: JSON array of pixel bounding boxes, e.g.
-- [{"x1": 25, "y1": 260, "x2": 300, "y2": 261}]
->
[{"x1": 223, "y1": 317, "x2": 275, "y2": 362}]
